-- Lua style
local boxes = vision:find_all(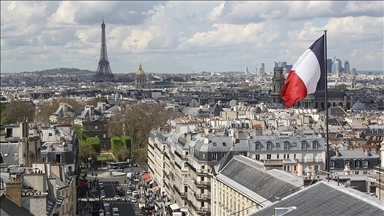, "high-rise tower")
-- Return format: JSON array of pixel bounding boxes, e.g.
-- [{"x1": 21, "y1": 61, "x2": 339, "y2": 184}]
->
[{"x1": 93, "y1": 20, "x2": 115, "y2": 82}]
